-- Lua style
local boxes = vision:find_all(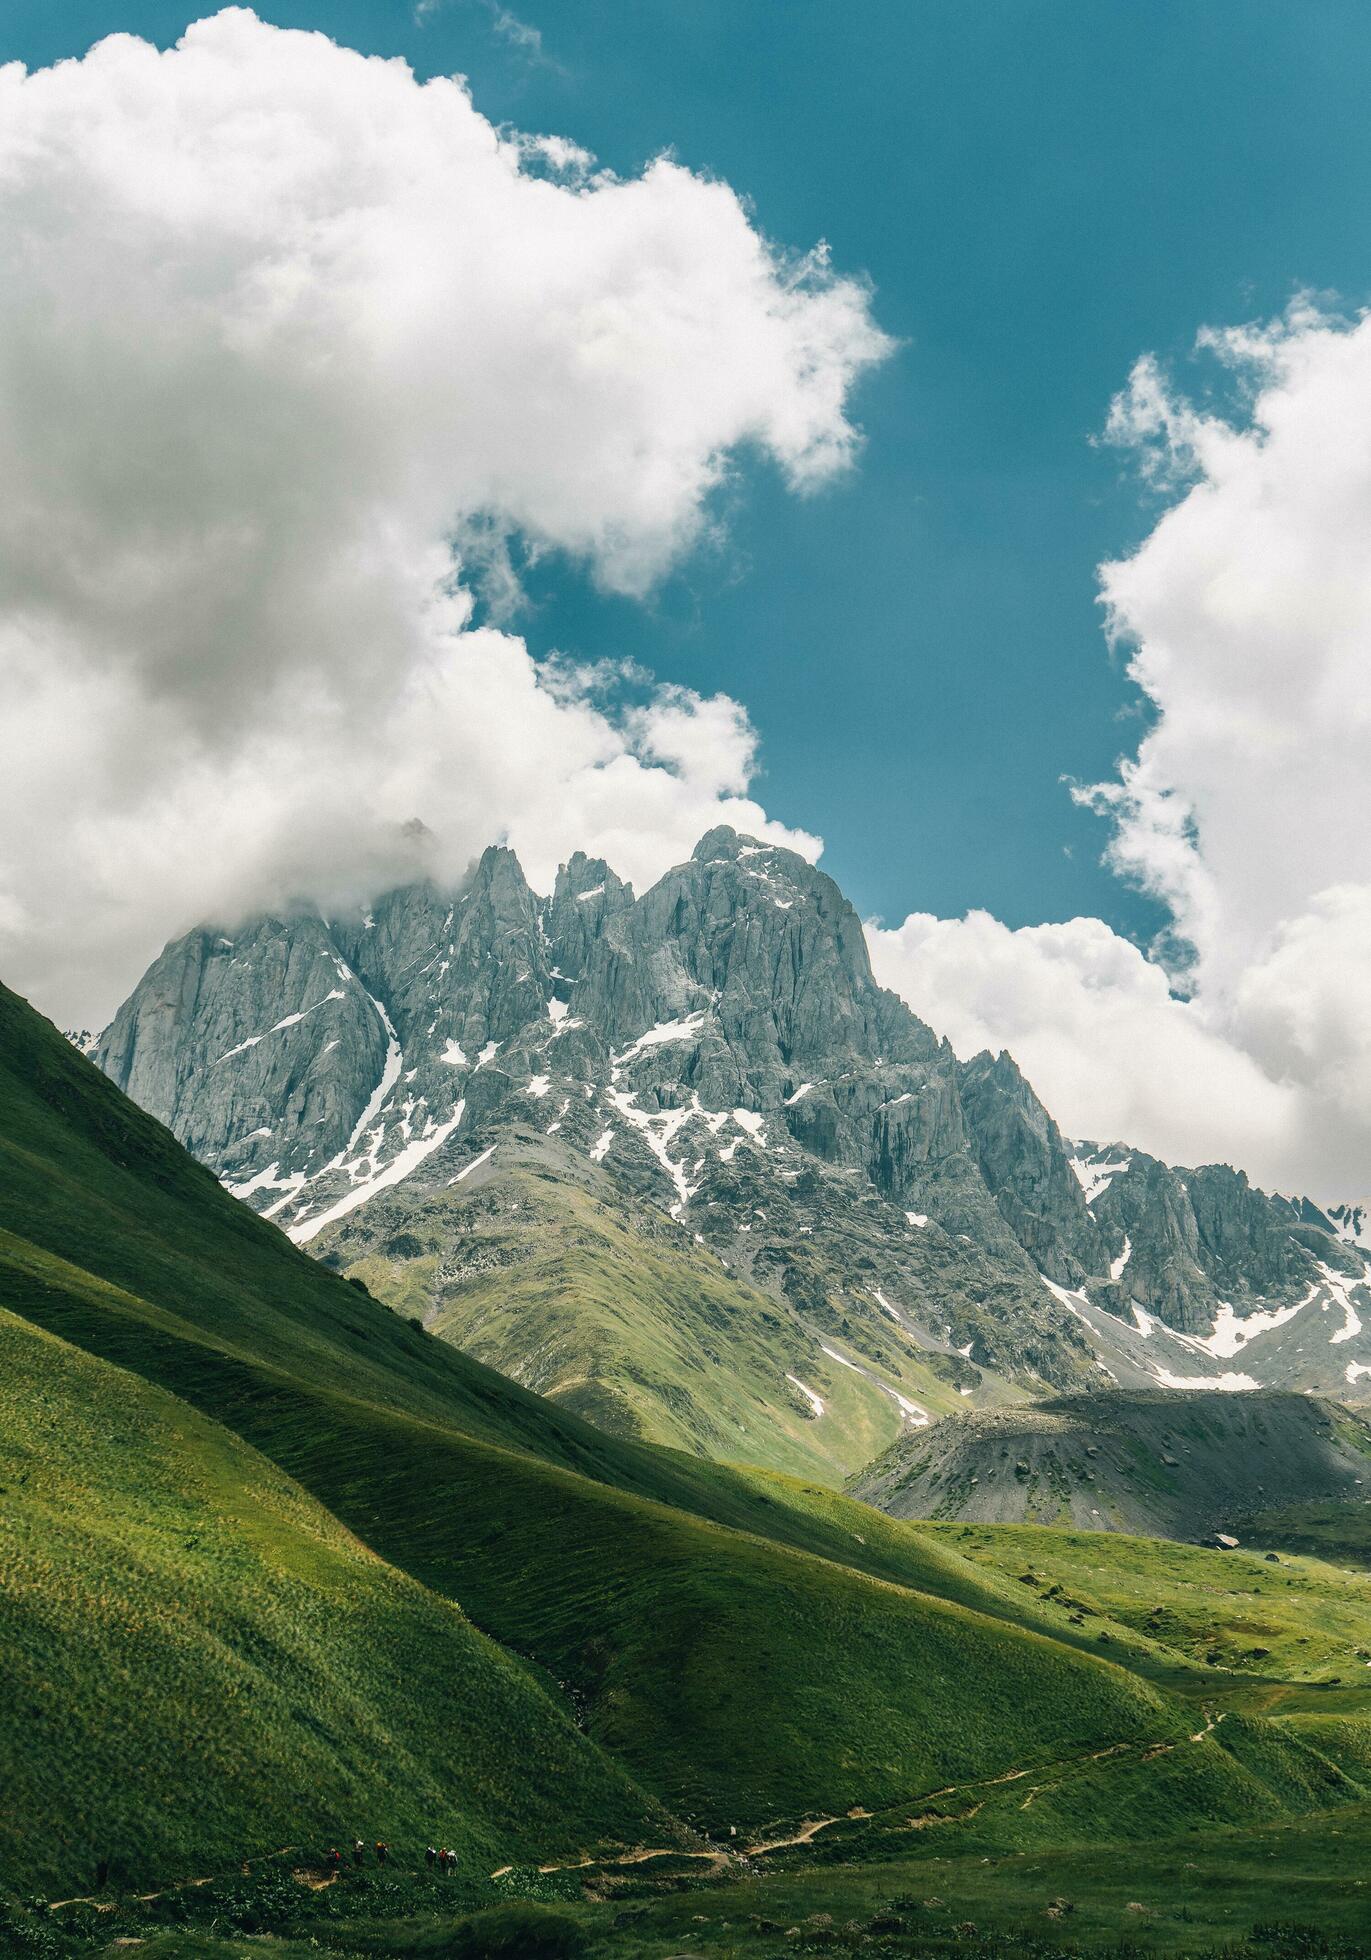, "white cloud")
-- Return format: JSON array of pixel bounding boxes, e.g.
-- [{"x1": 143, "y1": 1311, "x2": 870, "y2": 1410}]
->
[
  {"x1": 867, "y1": 910, "x2": 1295, "y2": 1179},
  {"x1": 873, "y1": 302, "x2": 1371, "y2": 1200},
  {"x1": 0, "y1": 9, "x2": 885, "y2": 1025}
]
